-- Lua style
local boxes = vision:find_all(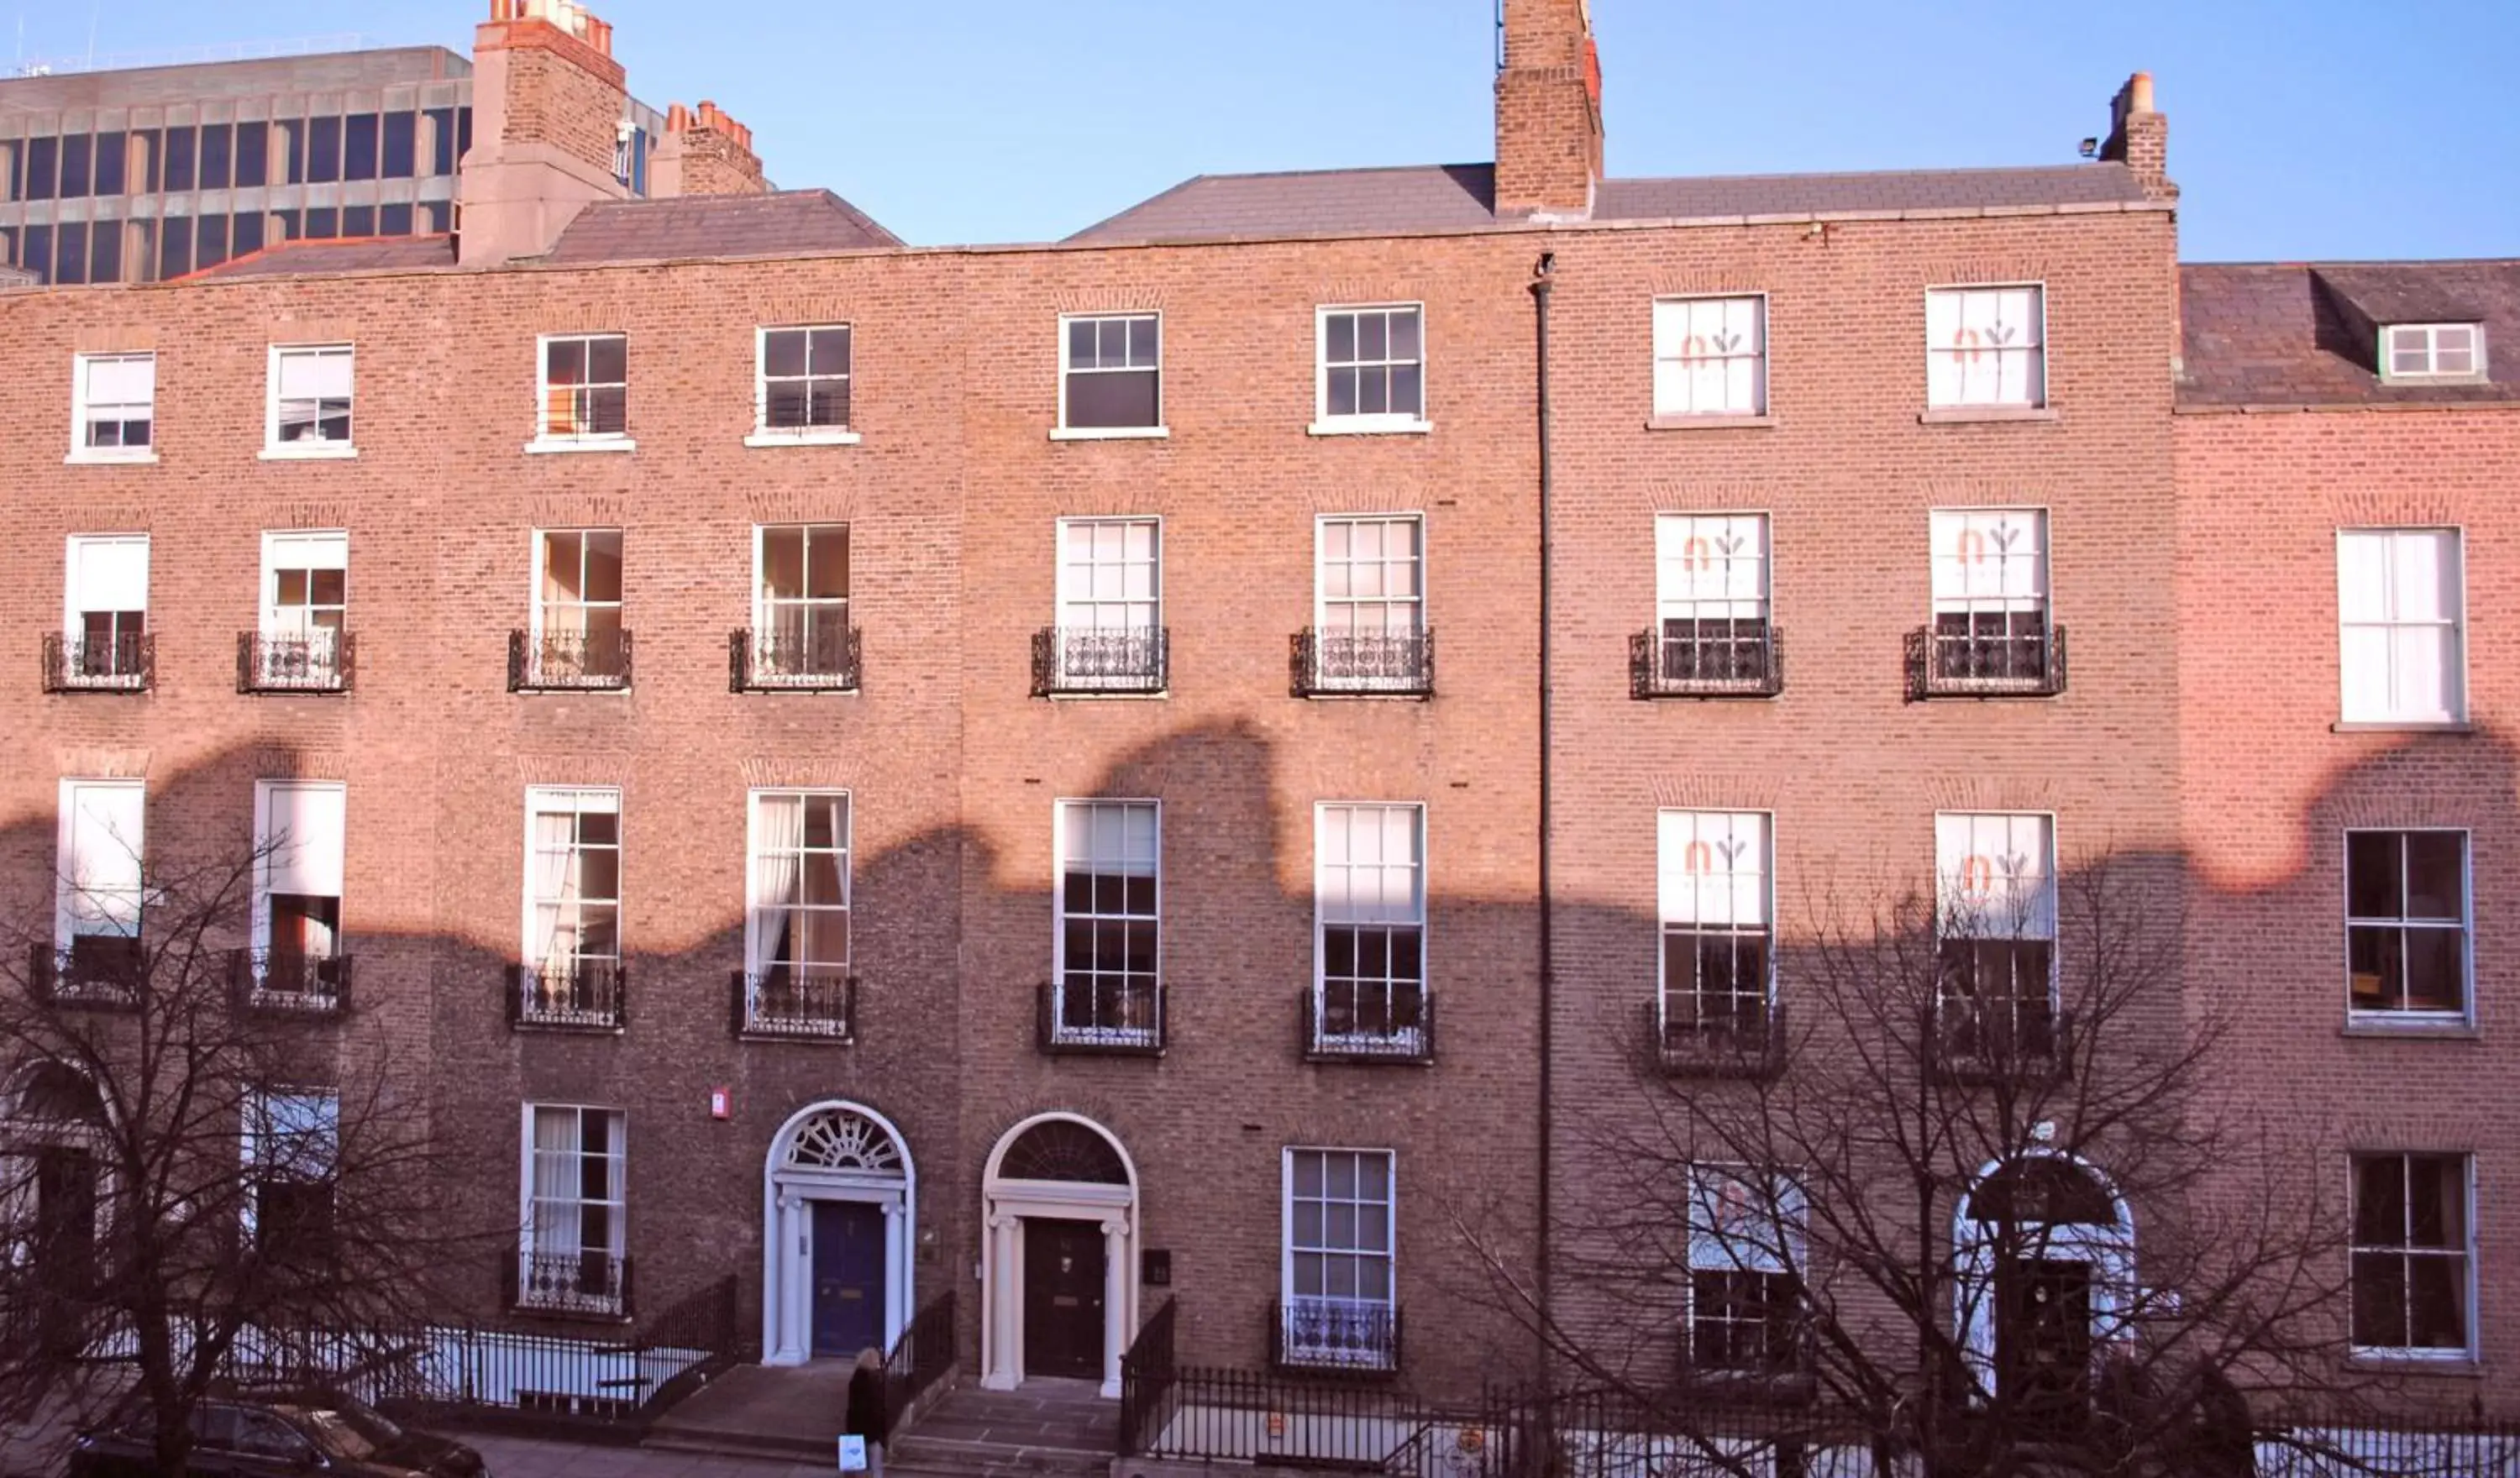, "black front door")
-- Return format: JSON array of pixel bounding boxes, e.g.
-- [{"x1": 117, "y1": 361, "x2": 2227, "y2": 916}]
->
[
  {"x1": 1997, "y1": 1257, "x2": 2093, "y2": 1425},
  {"x1": 33, "y1": 1148, "x2": 97, "y2": 1356},
  {"x1": 1021, "y1": 1218, "x2": 1105, "y2": 1380},
  {"x1": 811, "y1": 1200, "x2": 886, "y2": 1358}
]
